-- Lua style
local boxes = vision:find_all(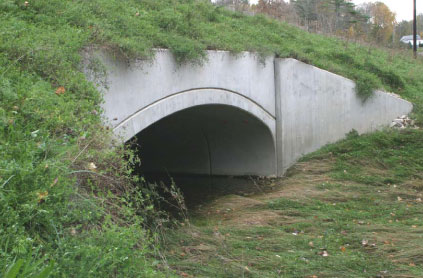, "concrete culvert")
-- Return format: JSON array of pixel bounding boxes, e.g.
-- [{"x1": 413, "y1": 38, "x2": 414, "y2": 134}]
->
[{"x1": 128, "y1": 104, "x2": 276, "y2": 206}]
